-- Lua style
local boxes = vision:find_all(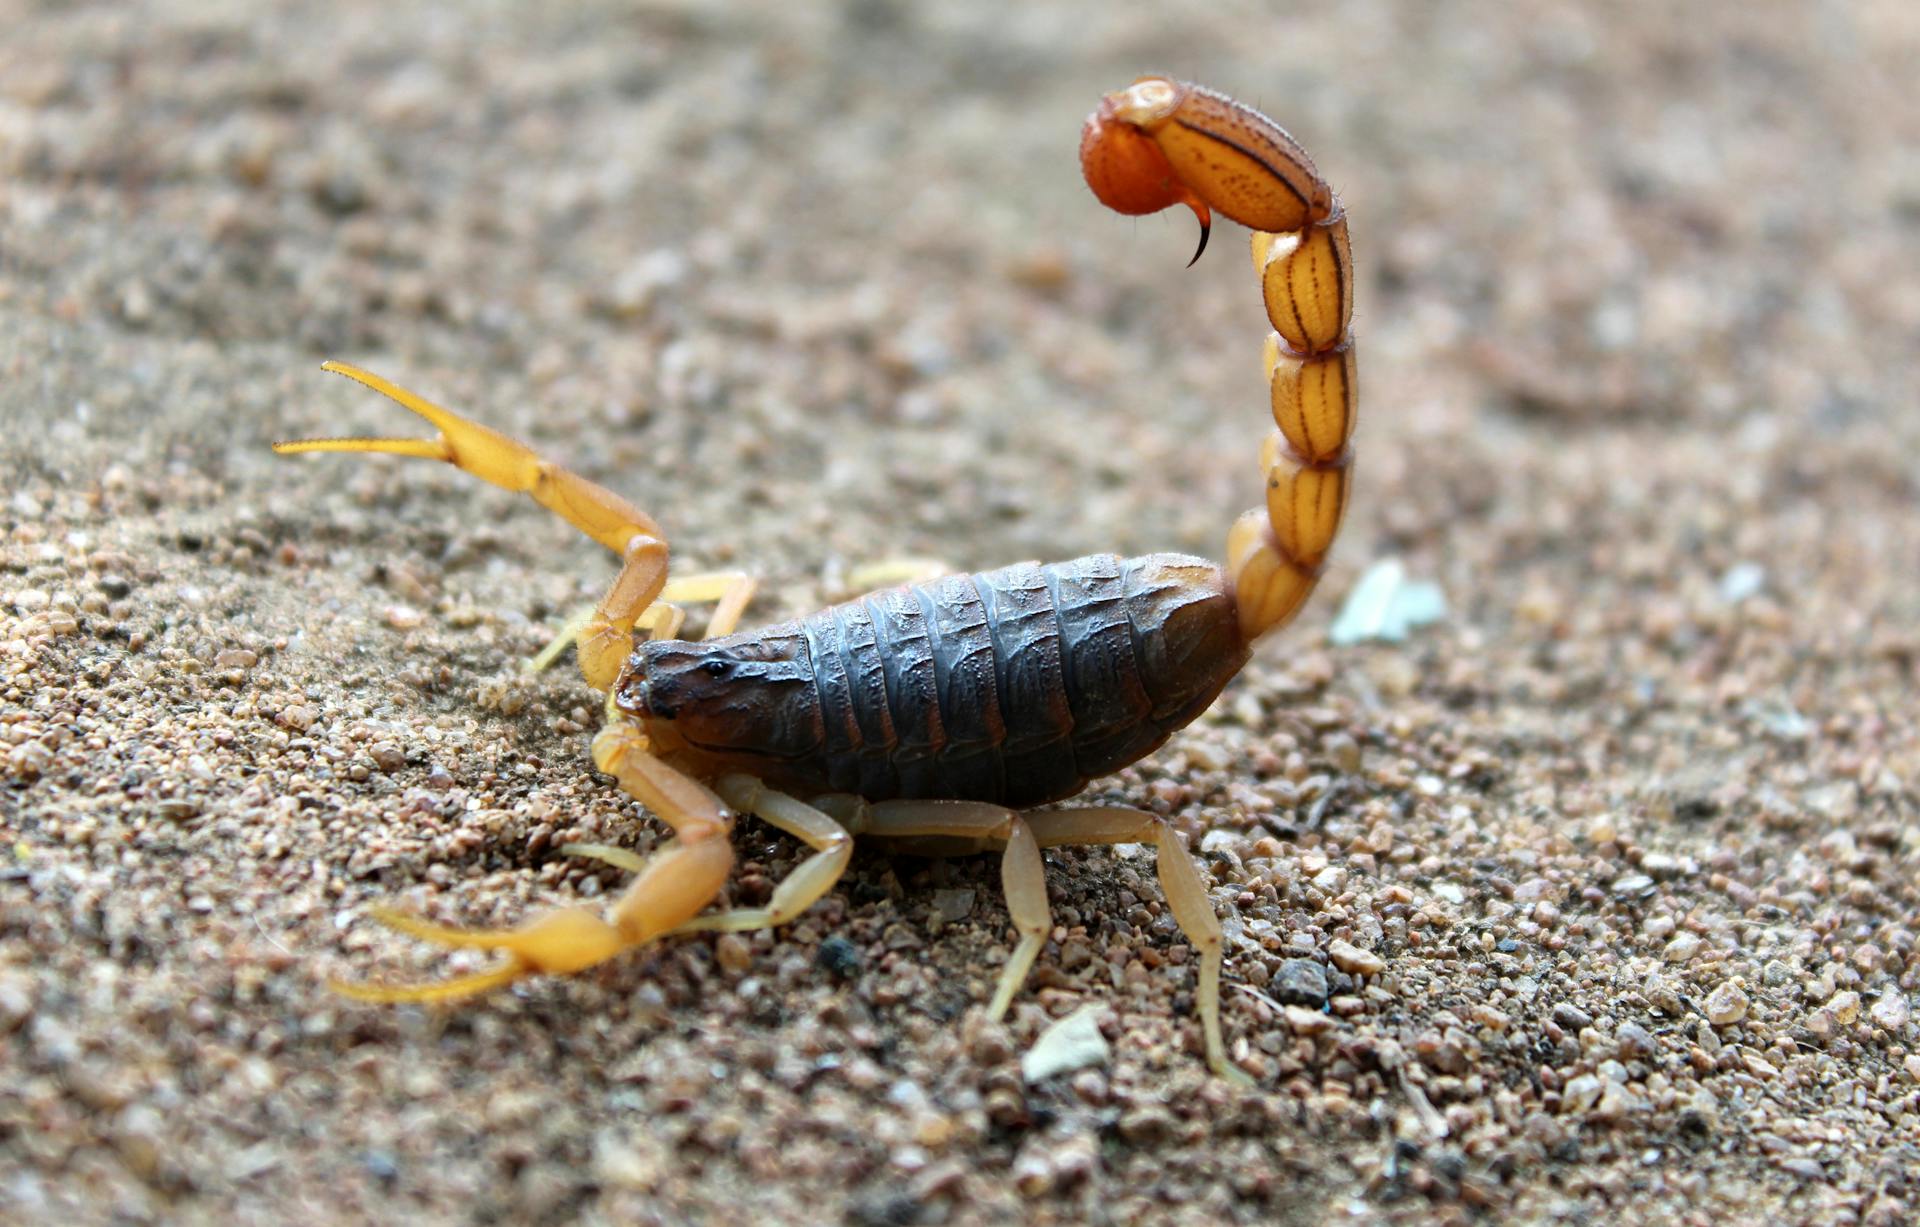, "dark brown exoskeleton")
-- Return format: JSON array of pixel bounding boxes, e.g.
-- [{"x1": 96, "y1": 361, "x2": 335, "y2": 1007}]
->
[
  {"x1": 273, "y1": 77, "x2": 1356, "y2": 1082},
  {"x1": 630, "y1": 555, "x2": 1245, "y2": 807}
]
